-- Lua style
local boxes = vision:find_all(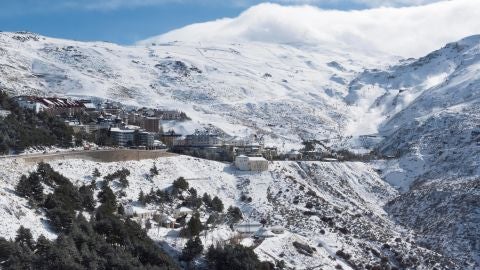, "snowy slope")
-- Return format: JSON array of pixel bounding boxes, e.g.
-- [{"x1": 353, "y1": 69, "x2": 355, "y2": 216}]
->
[
  {"x1": 0, "y1": 156, "x2": 456, "y2": 269},
  {"x1": 0, "y1": 31, "x2": 389, "y2": 148},
  {"x1": 346, "y1": 36, "x2": 480, "y2": 267},
  {"x1": 0, "y1": 3, "x2": 479, "y2": 267}
]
